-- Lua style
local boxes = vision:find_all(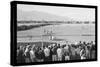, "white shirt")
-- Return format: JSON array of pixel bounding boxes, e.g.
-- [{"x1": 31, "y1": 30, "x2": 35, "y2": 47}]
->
[
  {"x1": 24, "y1": 48, "x2": 28, "y2": 56},
  {"x1": 30, "y1": 50, "x2": 35, "y2": 58},
  {"x1": 64, "y1": 45, "x2": 69, "y2": 51},
  {"x1": 44, "y1": 48, "x2": 50, "y2": 57},
  {"x1": 57, "y1": 48, "x2": 62, "y2": 57}
]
